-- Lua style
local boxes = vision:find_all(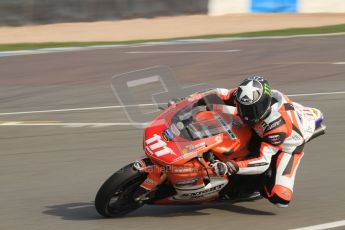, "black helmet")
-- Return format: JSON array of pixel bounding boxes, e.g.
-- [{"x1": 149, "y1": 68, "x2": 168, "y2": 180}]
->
[{"x1": 235, "y1": 76, "x2": 272, "y2": 125}]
